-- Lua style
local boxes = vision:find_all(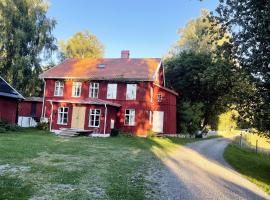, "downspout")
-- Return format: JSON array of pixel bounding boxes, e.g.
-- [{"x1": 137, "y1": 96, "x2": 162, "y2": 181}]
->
[
  {"x1": 41, "y1": 79, "x2": 46, "y2": 118},
  {"x1": 50, "y1": 101, "x2": 53, "y2": 132},
  {"x1": 103, "y1": 104, "x2": 107, "y2": 134}
]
